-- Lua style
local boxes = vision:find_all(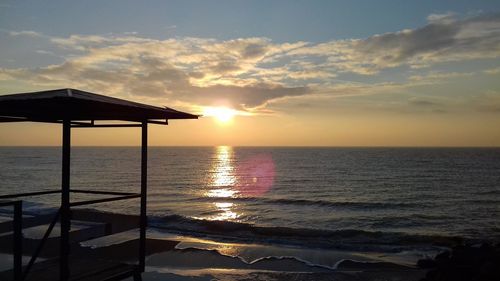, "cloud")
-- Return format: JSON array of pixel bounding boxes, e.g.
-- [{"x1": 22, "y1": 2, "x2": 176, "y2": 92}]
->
[
  {"x1": 179, "y1": 84, "x2": 309, "y2": 110},
  {"x1": 8, "y1": 30, "x2": 44, "y2": 37},
  {"x1": 408, "y1": 71, "x2": 475, "y2": 85},
  {"x1": 408, "y1": 97, "x2": 442, "y2": 107},
  {"x1": 0, "y1": 53, "x2": 309, "y2": 113},
  {"x1": 483, "y1": 67, "x2": 500, "y2": 75},
  {"x1": 1, "y1": 12, "x2": 500, "y2": 114},
  {"x1": 427, "y1": 12, "x2": 457, "y2": 24},
  {"x1": 470, "y1": 90, "x2": 500, "y2": 113},
  {"x1": 50, "y1": 34, "x2": 153, "y2": 51},
  {"x1": 289, "y1": 12, "x2": 500, "y2": 74},
  {"x1": 0, "y1": 33, "x2": 316, "y2": 112}
]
